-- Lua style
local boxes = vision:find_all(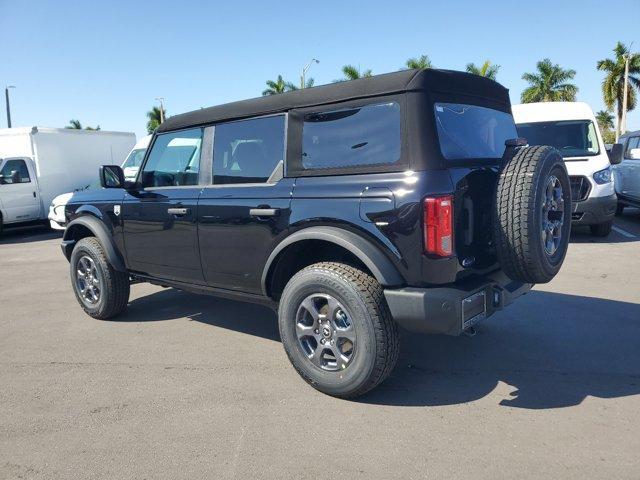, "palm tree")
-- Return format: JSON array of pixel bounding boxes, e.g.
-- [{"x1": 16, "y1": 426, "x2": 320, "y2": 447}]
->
[
  {"x1": 405, "y1": 55, "x2": 432, "y2": 70},
  {"x1": 466, "y1": 60, "x2": 500, "y2": 80},
  {"x1": 597, "y1": 42, "x2": 640, "y2": 136},
  {"x1": 595, "y1": 110, "x2": 615, "y2": 131},
  {"x1": 340, "y1": 65, "x2": 373, "y2": 81},
  {"x1": 521, "y1": 58, "x2": 578, "y2": 103},
  {"x1": 146, "y1": 106, "x2": 166, "y2": 134},
  {"x1": 262, "y1": 75, "x2": 297, "y2": 96},
  {"x1": 66, "y1": 119, "x2": 100, "y2": 130}
]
